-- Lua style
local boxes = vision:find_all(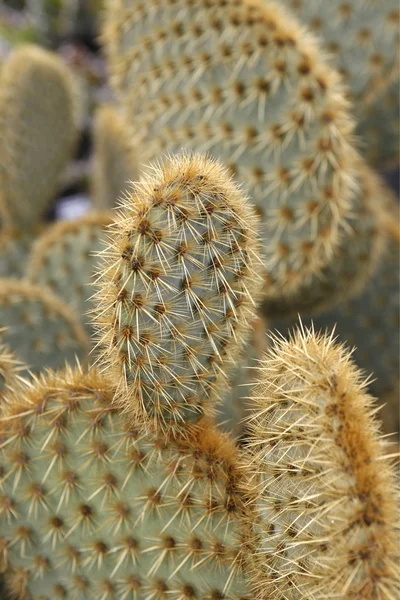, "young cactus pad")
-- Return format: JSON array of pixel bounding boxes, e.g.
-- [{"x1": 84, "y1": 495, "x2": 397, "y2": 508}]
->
[
  {"x1": 104, "y1": 0, "x2": 359, "y2": 302},
  {"x1": 0, "y1": 280, "x2": 89, "y2": 374},
  {"x1": 246, "y1": 326, "x2": 399, "y2": 599},
  {"x1": 0, "y1": 45, "x2": 78, "y2": 229},
  {"x1": 92, "y1": 105, "x2": 138, "y2": 210},
  {"x1": 0, "y1": 367, "x2": 255, "y2": 599},
  {"x1": 27, "y1": 213, "x2": 112, "y2": 337},
  {"x1": 92, "y1": 152, "x2": 263, "y2": 436}
]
